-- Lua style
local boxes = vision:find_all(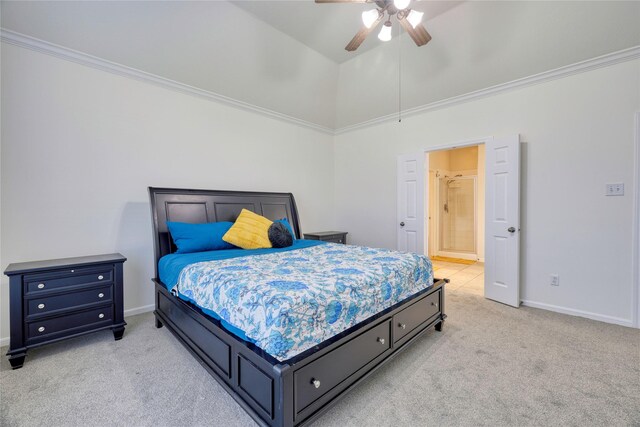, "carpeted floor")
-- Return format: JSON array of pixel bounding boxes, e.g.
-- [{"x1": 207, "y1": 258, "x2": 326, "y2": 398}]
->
[{"x1": 1, "y1": 288, "x2": 639, "y2": 426}]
